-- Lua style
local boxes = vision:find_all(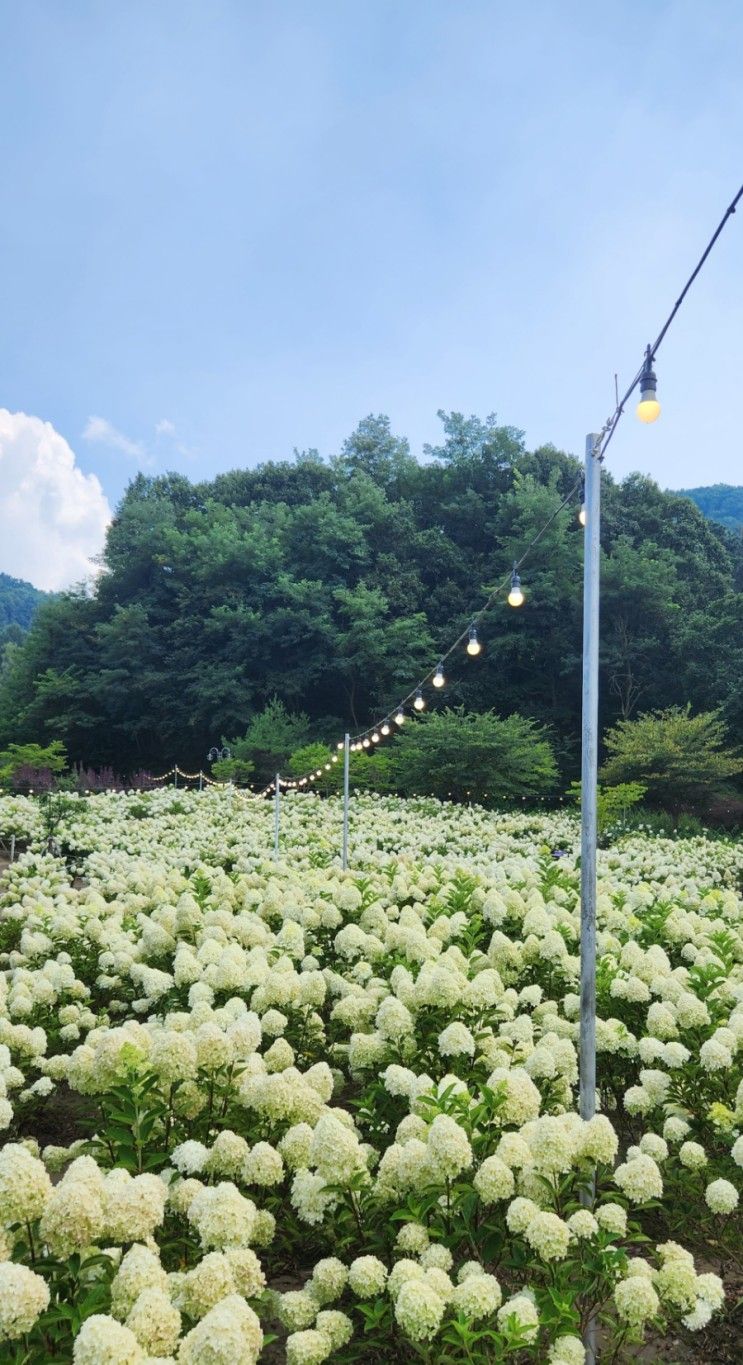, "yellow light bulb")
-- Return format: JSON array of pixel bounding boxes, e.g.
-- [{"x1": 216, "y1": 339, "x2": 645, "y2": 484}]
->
[
  {"x1": 362, "y1": 737, "x2": 370, "y2": 748},
  {"x1": 466, "y1": 629, "x2": 481, "y2": 656},
  {"x1": 578, "y1": 504, "x2": 587, "y2": 527},
  {"x1": 508, "y1": 584, "x2": 524, "y2": 608},
  {"x1": 394, "y1": 710, "x2": 406, "y2": 725},
  {"x1": 636, "y1": 396, "x2": 661, "y2": 423},
  {"x1": 371, "y1": 732, "x2": 380, "y2": 743},
  {"x1": 414, "y1": 691, "x2": 426, "y2": 710},
  {"x1": 381, "y1": 722, "x2": 391, "y2": 735},
  {"x1": 433, "y1": 665, "x2": 445, "y2": 688}
]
